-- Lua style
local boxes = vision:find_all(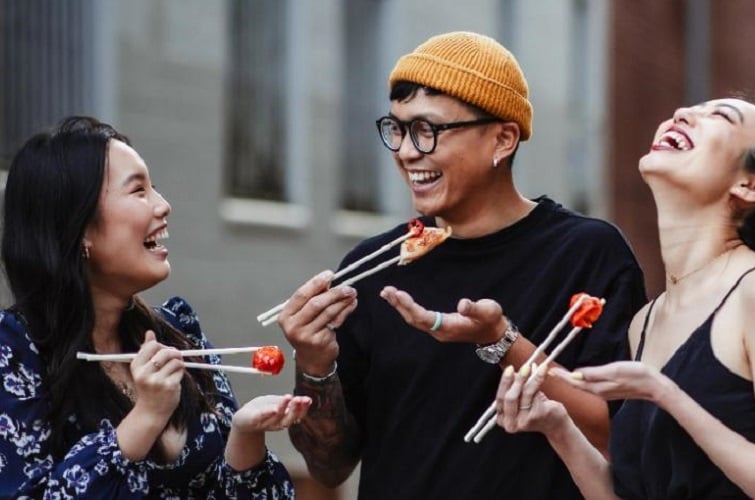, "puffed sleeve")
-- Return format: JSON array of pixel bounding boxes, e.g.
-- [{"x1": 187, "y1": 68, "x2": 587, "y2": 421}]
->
[
  {"x1": 0, "y1": 310, "x2": 151, "y2": 498},
  {"x1": 157, "y1": 297, "x2": 295, "y2": 498}
]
